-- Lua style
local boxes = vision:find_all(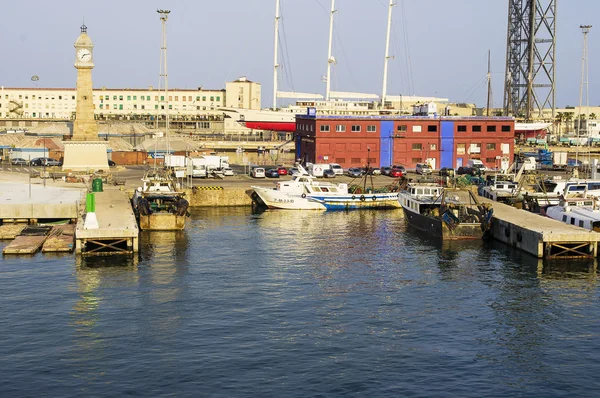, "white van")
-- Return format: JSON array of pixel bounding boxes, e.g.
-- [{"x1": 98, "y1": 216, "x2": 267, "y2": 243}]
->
[
  {"x1": 251, "y1": 167, "x2": 265, "y2": 178},
  {"x1": 308, "y1": 163, "x2": 330, "y2": 178},
  {"x1": 467, "y1": 159, "x2": 486, "y2": 173},
  {"x1": 329, "y1": 163, "x2": 344, "y2": 176}
]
